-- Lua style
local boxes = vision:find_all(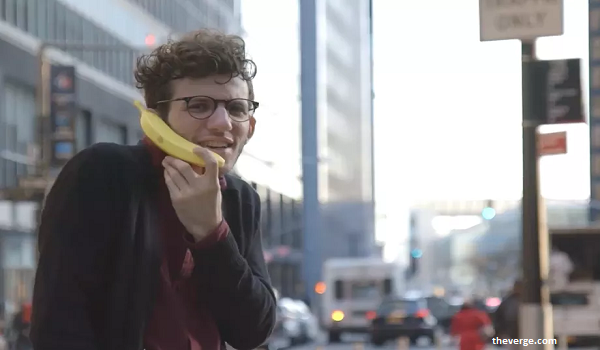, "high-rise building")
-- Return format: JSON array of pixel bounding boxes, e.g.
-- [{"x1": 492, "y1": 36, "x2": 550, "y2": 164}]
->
[
  {"x1": 0, "y1": 0, "x2": 242, "y2": 317},
  {"x1": 300, "y1": 0, "x2": 376, "y2": 301}
]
